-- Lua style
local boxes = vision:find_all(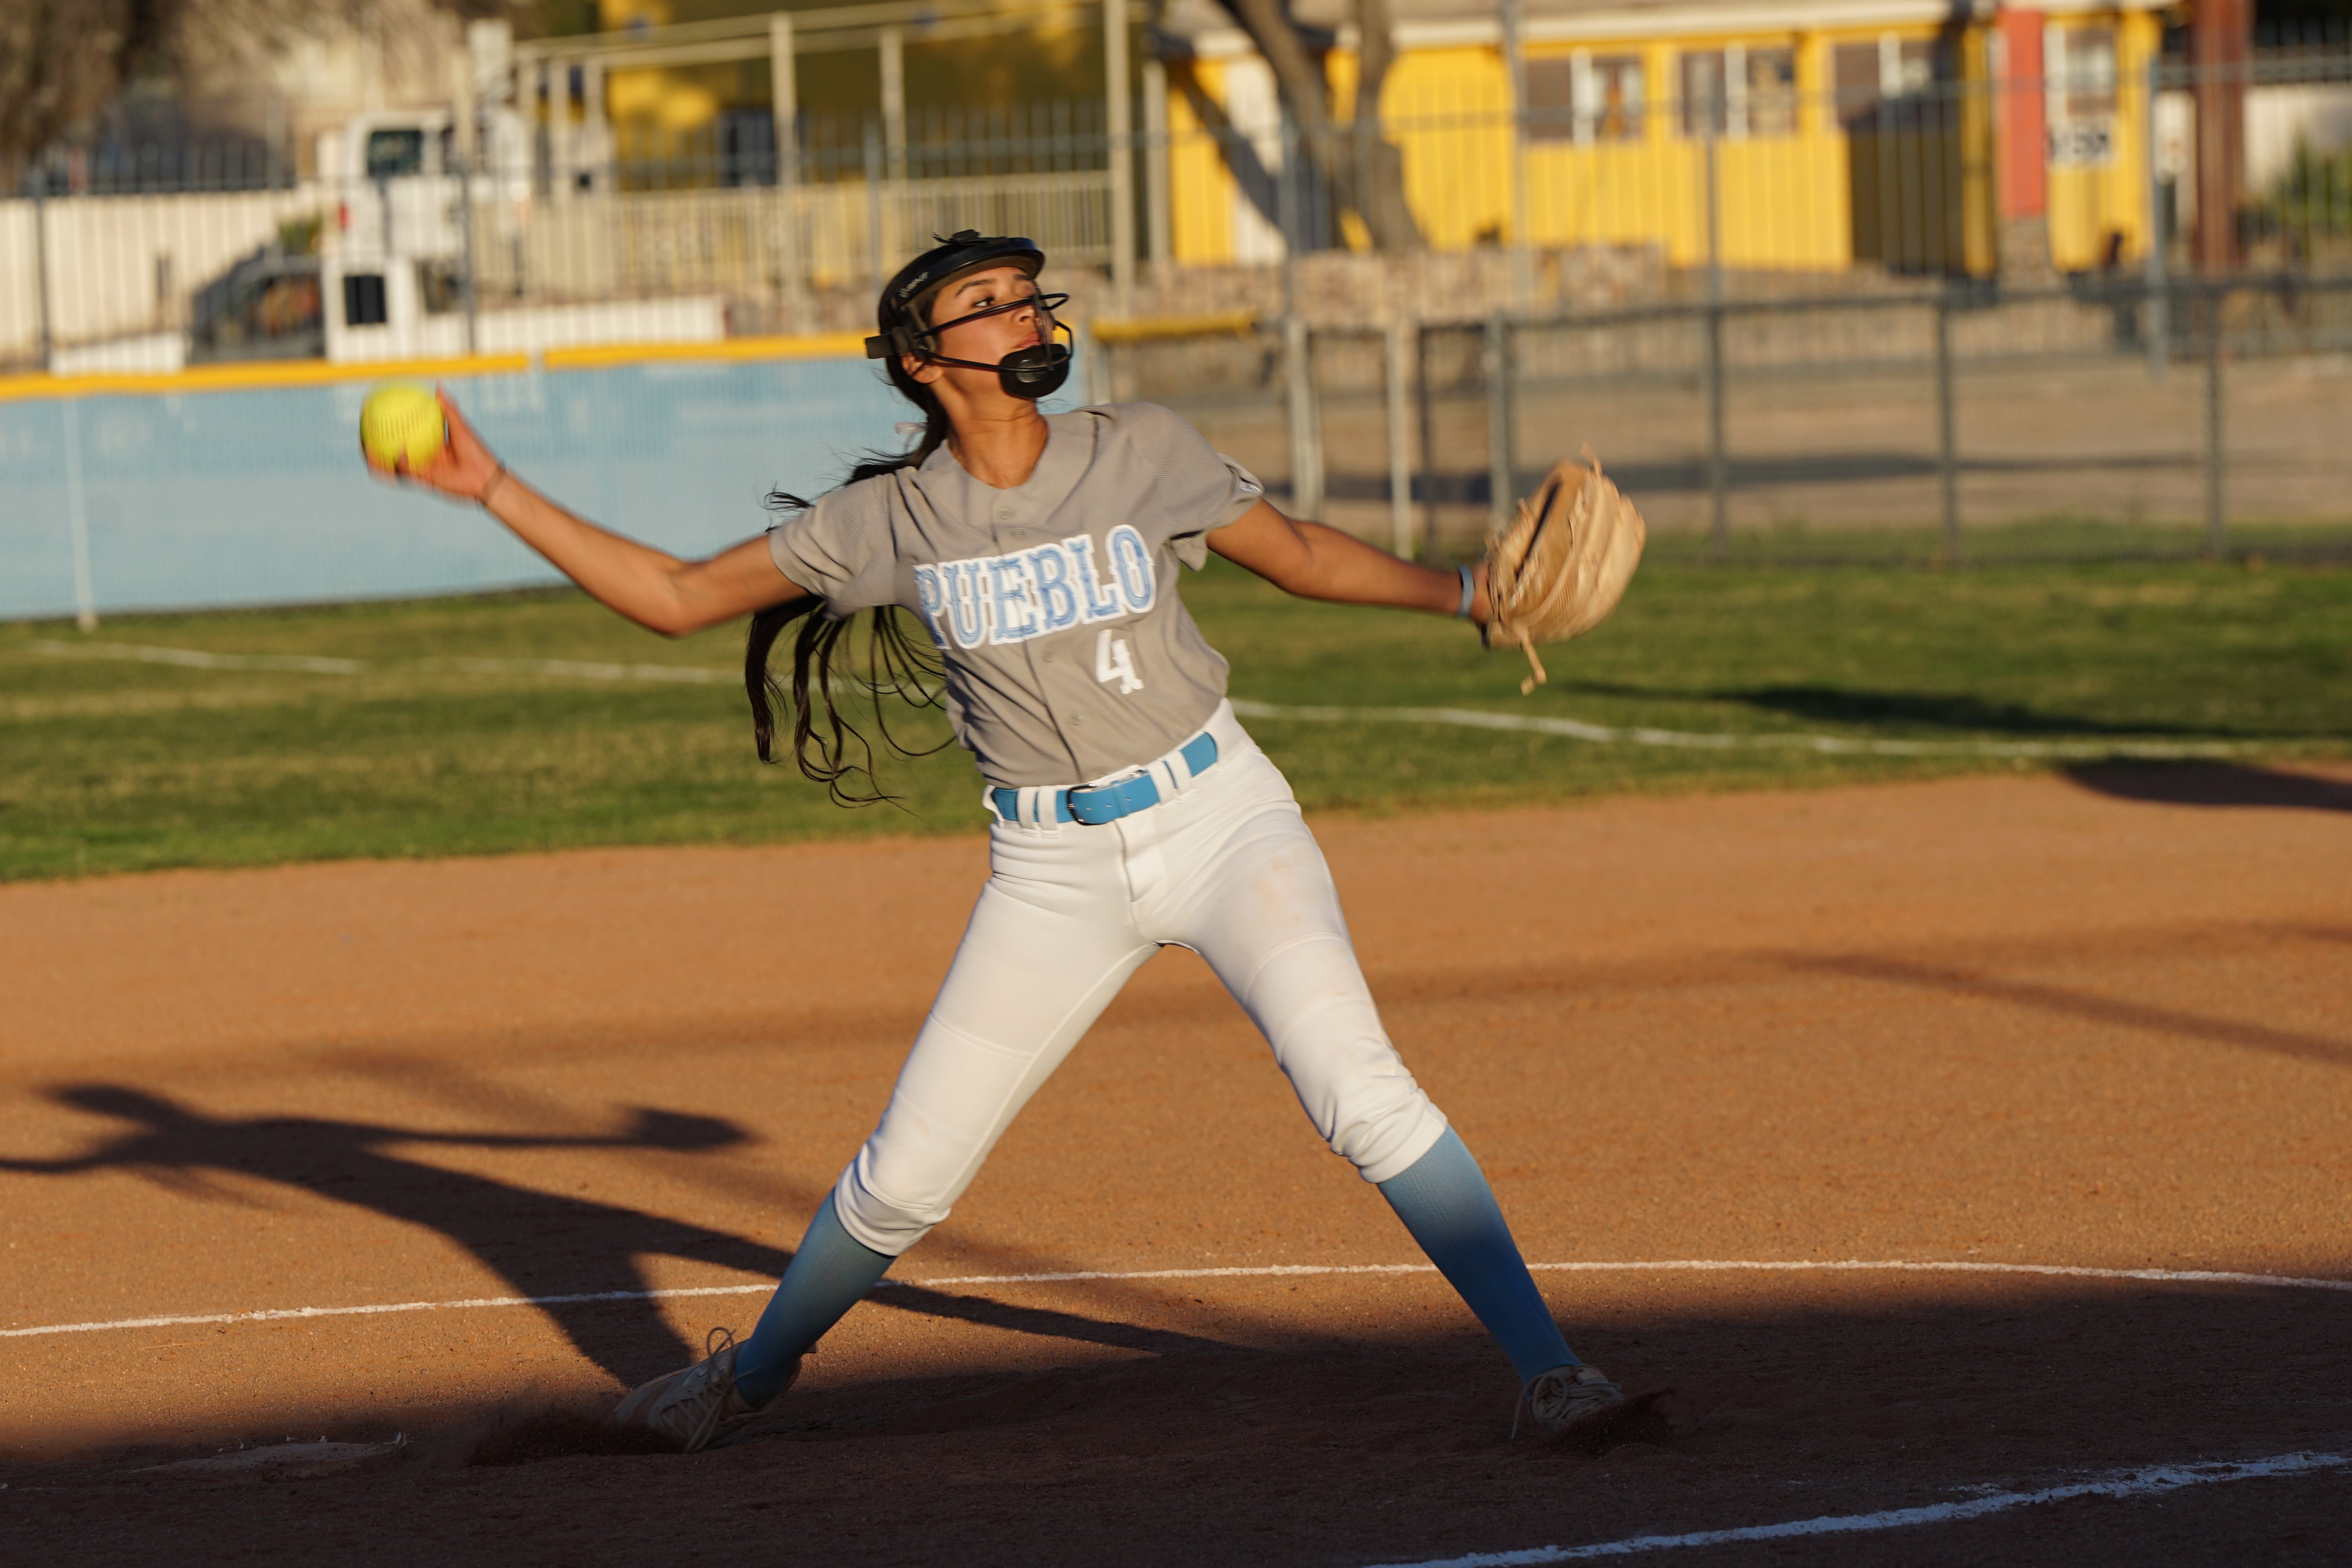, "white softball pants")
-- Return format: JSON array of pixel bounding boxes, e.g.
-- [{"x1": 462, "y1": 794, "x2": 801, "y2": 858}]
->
[{"x1": 832, "y1": 700, "x2": 1450, "y2": 1256}]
